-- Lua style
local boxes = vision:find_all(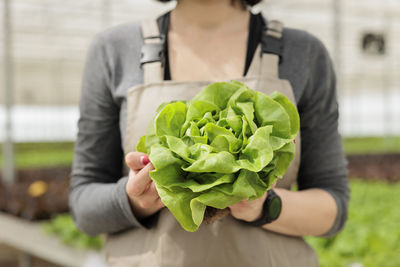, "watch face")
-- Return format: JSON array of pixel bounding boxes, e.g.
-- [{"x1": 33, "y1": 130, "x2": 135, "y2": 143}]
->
[{"x1": 269, "y1": 197, "x2": 282, "y2": 220}]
